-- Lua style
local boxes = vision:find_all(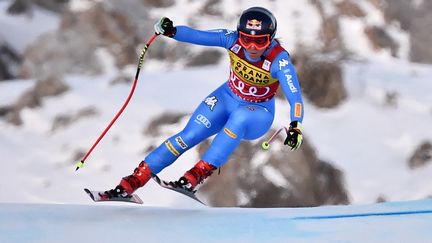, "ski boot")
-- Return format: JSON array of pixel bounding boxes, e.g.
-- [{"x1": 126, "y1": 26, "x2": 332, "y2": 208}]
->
[
  {"x1": 99, "y1": 185, "x2": 129, "y2": 199},
  {"x1": 100, "y1": 161, "x2": 152, "y2": 199},
  {"x1": 171, "y1": 160, "x2": 217, "y2": 192}
]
